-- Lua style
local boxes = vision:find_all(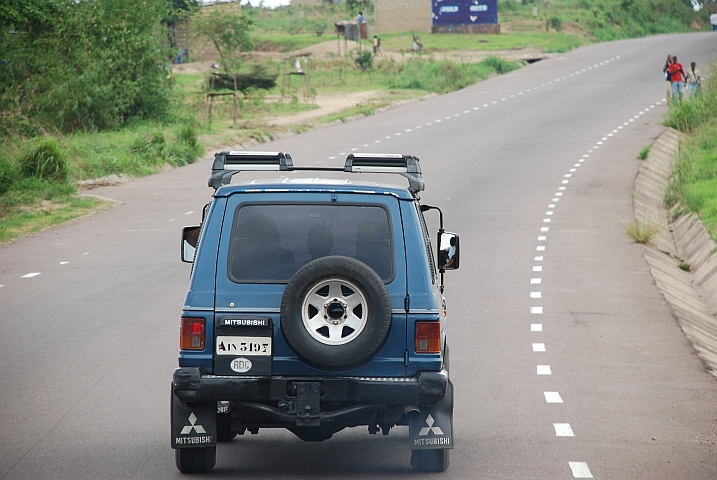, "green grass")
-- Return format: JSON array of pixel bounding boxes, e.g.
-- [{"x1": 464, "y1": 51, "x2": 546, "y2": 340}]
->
[
  {"x1": 380, "y1": 31, "x2": 583, "y2": 54},
  {"x1": 637, "y1": 145, "x2": 651, "y2": 160},
  {"x1": 664, "y1": 66, "x2": 717, "y2": 240},
  {"x1": 253, "y1": 33, "x2": 334, "y2": 52},
  {"x1": 0, "y1": 178, "x2": 110, "y2": 243},
  {"x1": 625, "y1": 218, "x2": 662, "y2": 244}
]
